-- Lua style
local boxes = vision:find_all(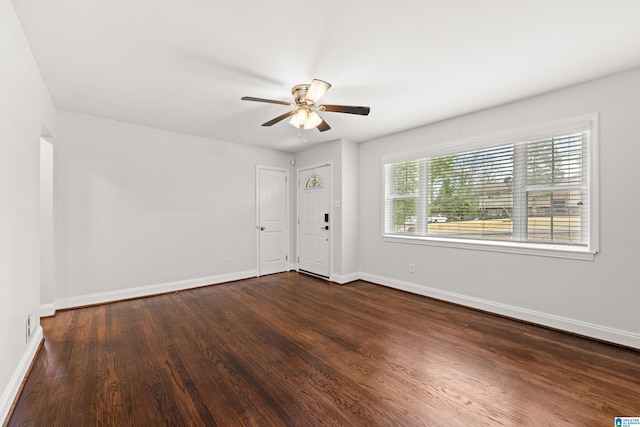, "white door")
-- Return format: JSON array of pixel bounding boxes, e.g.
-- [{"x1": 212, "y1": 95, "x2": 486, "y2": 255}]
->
[
  {"x1": 257, "y1": 167, "x2": 288, "y2": 276},
  {"x1": 298, "y1": 164, "x2": 331, "y2": 278}
]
